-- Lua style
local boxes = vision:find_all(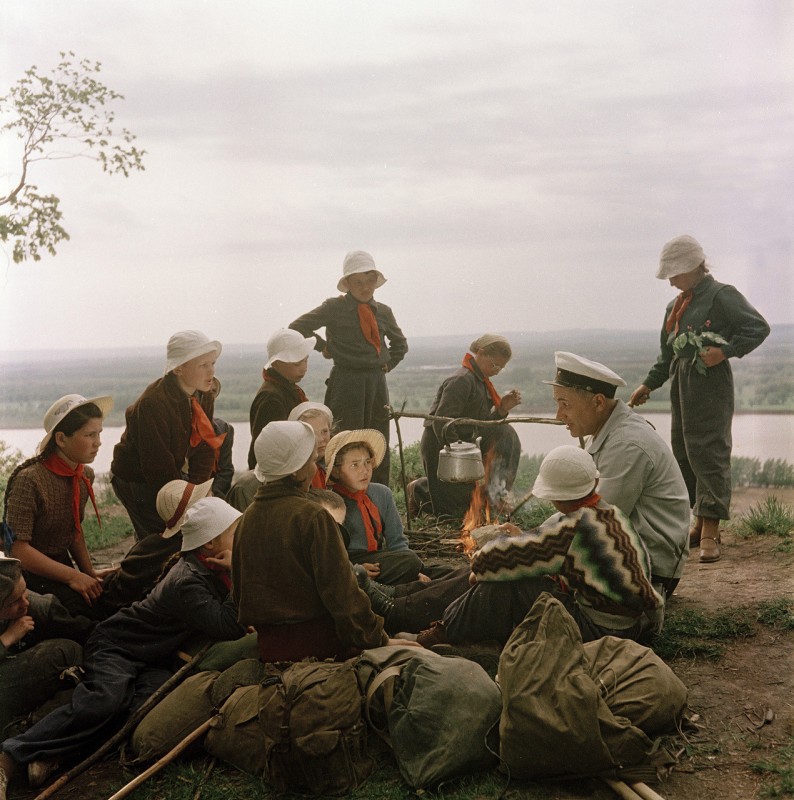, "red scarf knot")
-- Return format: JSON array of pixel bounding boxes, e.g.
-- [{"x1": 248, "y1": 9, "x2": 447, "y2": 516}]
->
[
  {"x1": 334, "y1": 484, "x2": 383, "y2": 552},
  {"x1": 665, "y1": 289, "x2": 693, "y2": 336},
  {"x1": 42, "y1": 453, "x2": 100, "y2": 537},
  {"x1": 189, "y1": 396, "x2": 227, "y2": 468},
  {"x1": 357, "y1": 303, "x2": 381, "y2": 355},
  {"x1": 462, "y1": 352, "x2": 501, "y2": 410}
]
